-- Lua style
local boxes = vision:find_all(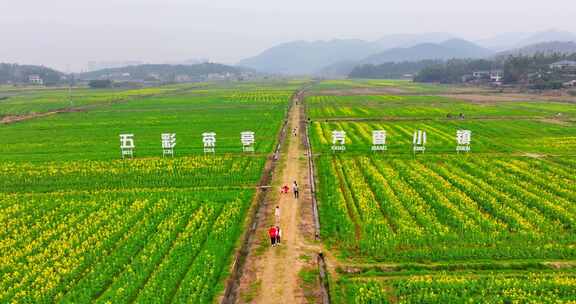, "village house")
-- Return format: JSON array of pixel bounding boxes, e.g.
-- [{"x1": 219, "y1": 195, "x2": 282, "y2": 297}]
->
[
  {"x1": 489, "y1": 70, "x2": 504, "y2": 83},
  {"x1": 550, "y1": 60, "x2": 576, "y2": 70},
  {"x1": 175, "y1": 74, "x2": 192, "y2": 83},
  {"x1": 472, "y1": 71, "x2": 490, "y2": 78},
  {"x1": 28, "y1": 74, "x2": 44, "y2": 85},
  {"x1": 464, "y1": 70, "x2": 503, "y2": 85}
]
